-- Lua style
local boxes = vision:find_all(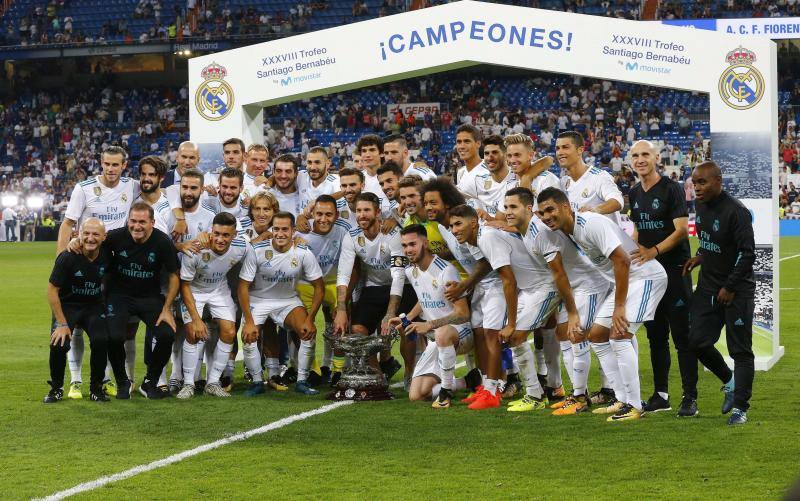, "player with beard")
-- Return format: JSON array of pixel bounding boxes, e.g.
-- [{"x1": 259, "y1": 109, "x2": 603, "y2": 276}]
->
[
  {"x1": 398, "y1": 175, "x2": 425, "y2": 226},
  {"x1": 555, "y1": 131, "x2": 624, "y2": 405},
  {"x1": 537, "y1": 187, "x2": 668, "y2": 421},
  {"x1": 419, "y1": 178, "x2": 465, "y2": 260},
  {"x1": 454, "y1": 125, "x2": 489, "y2": 197},
  {"x1": 205, "y1": 168, "x2": 247, "y2": 219},
  {"x1": 383, "y1": 134, "x2": 436, "y2": 181},
  {"x1": 155, "y1": 169, "x2": 217, "y2": 394},
  {"x1": 298, "y1": 147, "x2": 341, "y2": 211},
  {"x1": 504, "y1": 133, "x2": 559, "y2": 205},
  {"x1": 264, "y1": 154, "x2": 302, "y2": 217},
  {"x1": 296, "y1": 195, "x2": 352, "y2": 384},
  {"x1": 59, "y1": 146, "x2": 136, "y2": 399},
  {"x1": 239, "y1": 212, "x2": 325, "y2": 396},
  {"x1": 465, "y1": 135, "x2": 515, "y2": 221},
  {"x1": 335, "y1": 167, "x2": 363, "y2": 227},
  {"x1": 177, "y1": 213, "x2": 249, "y2": 398},
  {"x1": 334, "y1": 193, "x2": 405, "y2": 379},
  {"x1": 388, "y1": 225, "x2": 473, "y2": 409}
]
